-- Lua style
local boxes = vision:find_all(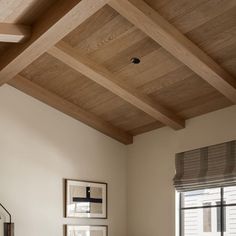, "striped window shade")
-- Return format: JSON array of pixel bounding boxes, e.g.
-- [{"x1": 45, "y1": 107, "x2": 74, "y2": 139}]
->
[{"x1": 174, "y1": 140, "x2": 236, "y2": 191}]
